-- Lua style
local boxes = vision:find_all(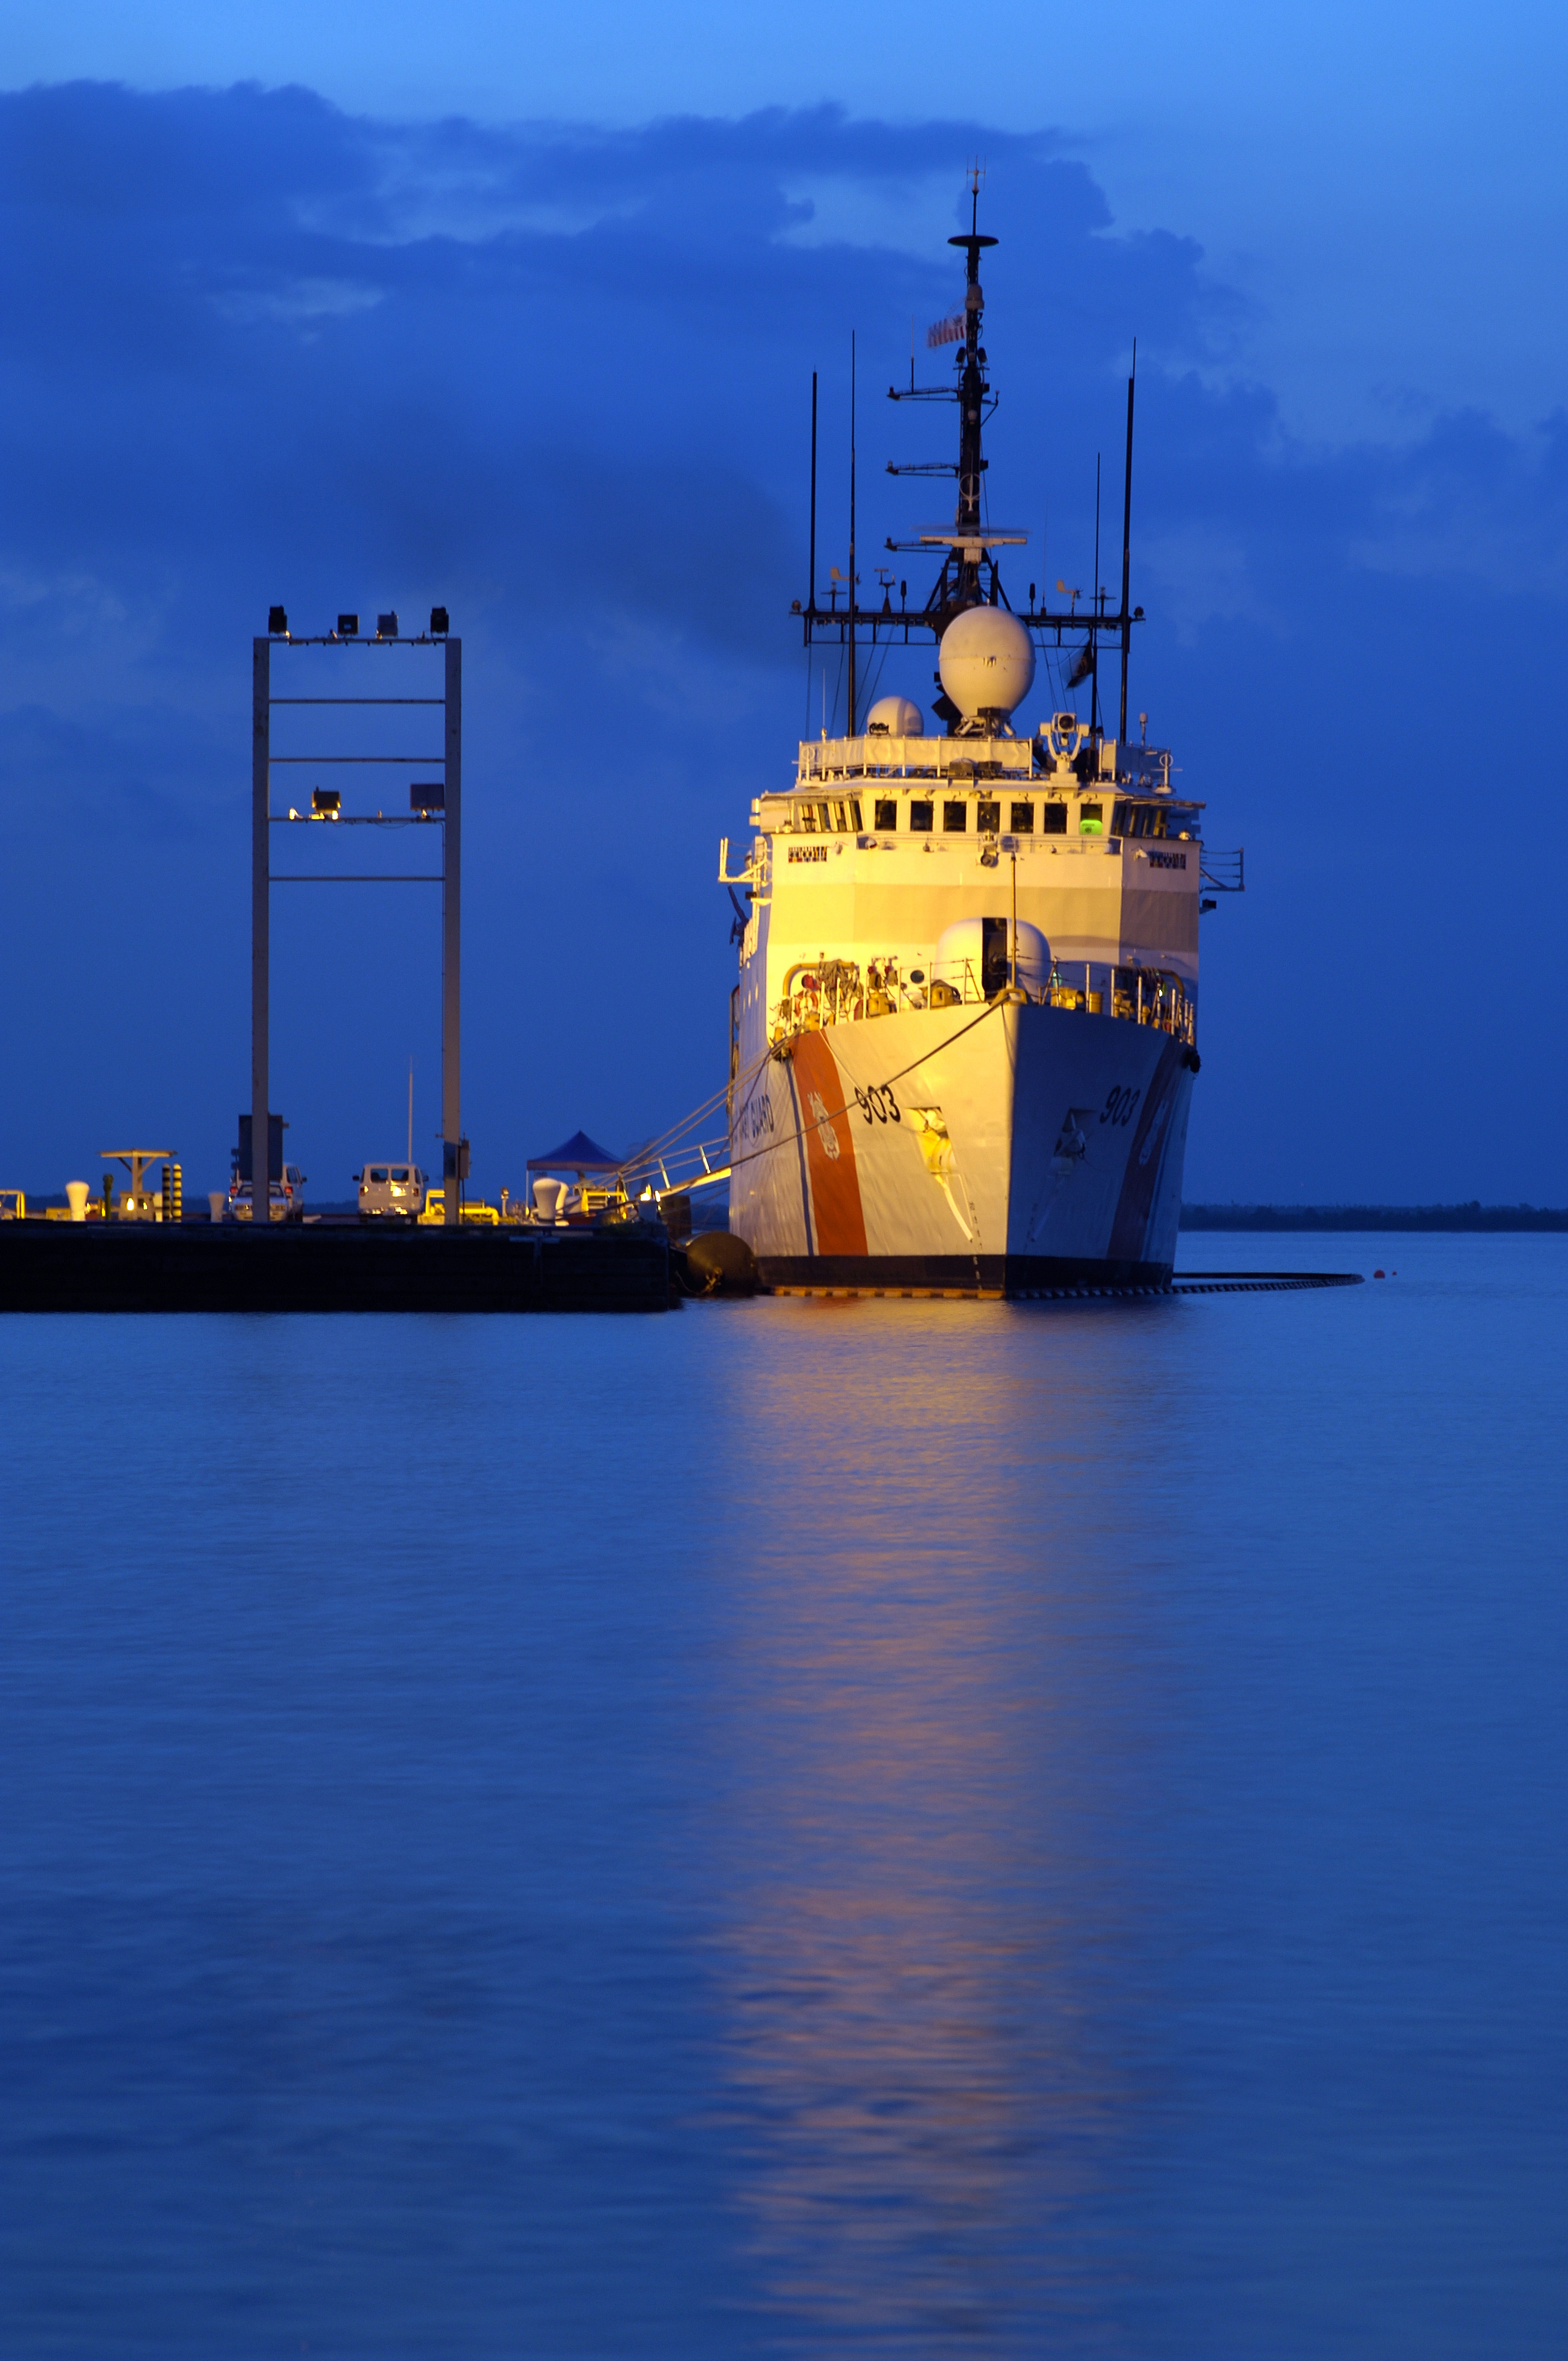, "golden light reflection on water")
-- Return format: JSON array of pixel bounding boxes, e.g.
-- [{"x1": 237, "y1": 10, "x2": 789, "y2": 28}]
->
[{"x1": 703, "y1": 1298, "x2": 1167, "y2": 2343}]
